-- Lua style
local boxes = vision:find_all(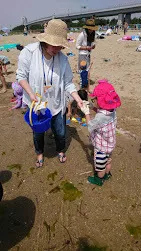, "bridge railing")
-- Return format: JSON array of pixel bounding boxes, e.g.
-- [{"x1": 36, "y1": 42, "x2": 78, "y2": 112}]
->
[{"x1": 27, "y1": 2, "x2": 141, "y2": 25}]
